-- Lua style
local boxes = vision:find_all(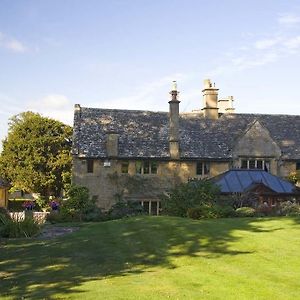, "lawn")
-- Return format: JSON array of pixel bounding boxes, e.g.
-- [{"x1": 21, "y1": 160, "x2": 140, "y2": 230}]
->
[{"x1": 1, "y1": 216, "x2": 300, "y2": 299}]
